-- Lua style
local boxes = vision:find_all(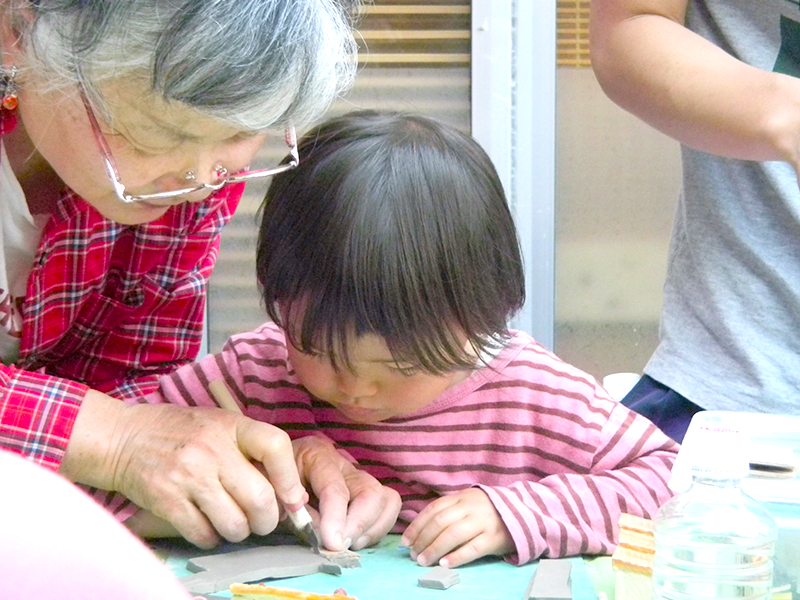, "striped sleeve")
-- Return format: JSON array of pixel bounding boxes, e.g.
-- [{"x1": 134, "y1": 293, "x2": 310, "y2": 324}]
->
[
  {"x1": 479, "y1": 399, "x2": 676, "y2": 564},
  {"x1": 464, "y1": 338, "x2": 678, "y2": 564}
]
